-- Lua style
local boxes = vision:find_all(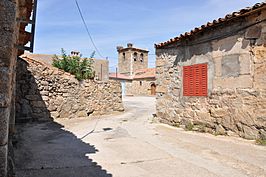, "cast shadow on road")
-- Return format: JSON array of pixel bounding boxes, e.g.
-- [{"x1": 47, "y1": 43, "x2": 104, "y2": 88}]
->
[
  {"x1": 15, "y1": 121, "x2": 113, "y2": 177},
  {"x1": 14, "y1": 58, "x2": 112, "y2": 177}
]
